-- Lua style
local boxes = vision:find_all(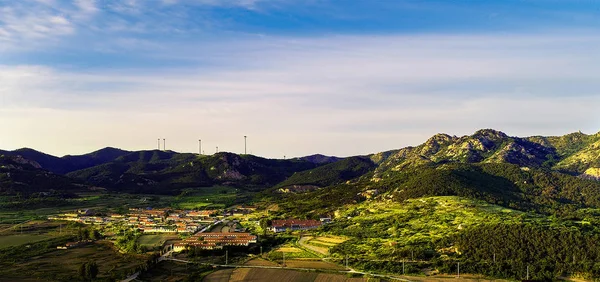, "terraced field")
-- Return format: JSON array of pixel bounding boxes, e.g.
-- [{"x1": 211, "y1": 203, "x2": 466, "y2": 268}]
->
[
  {"x1": 268, "y1": 244, "x2": 320, "y2": 262},
  {"x1": 299, "y1": 235, "x2": 348, "y2": 255}
]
